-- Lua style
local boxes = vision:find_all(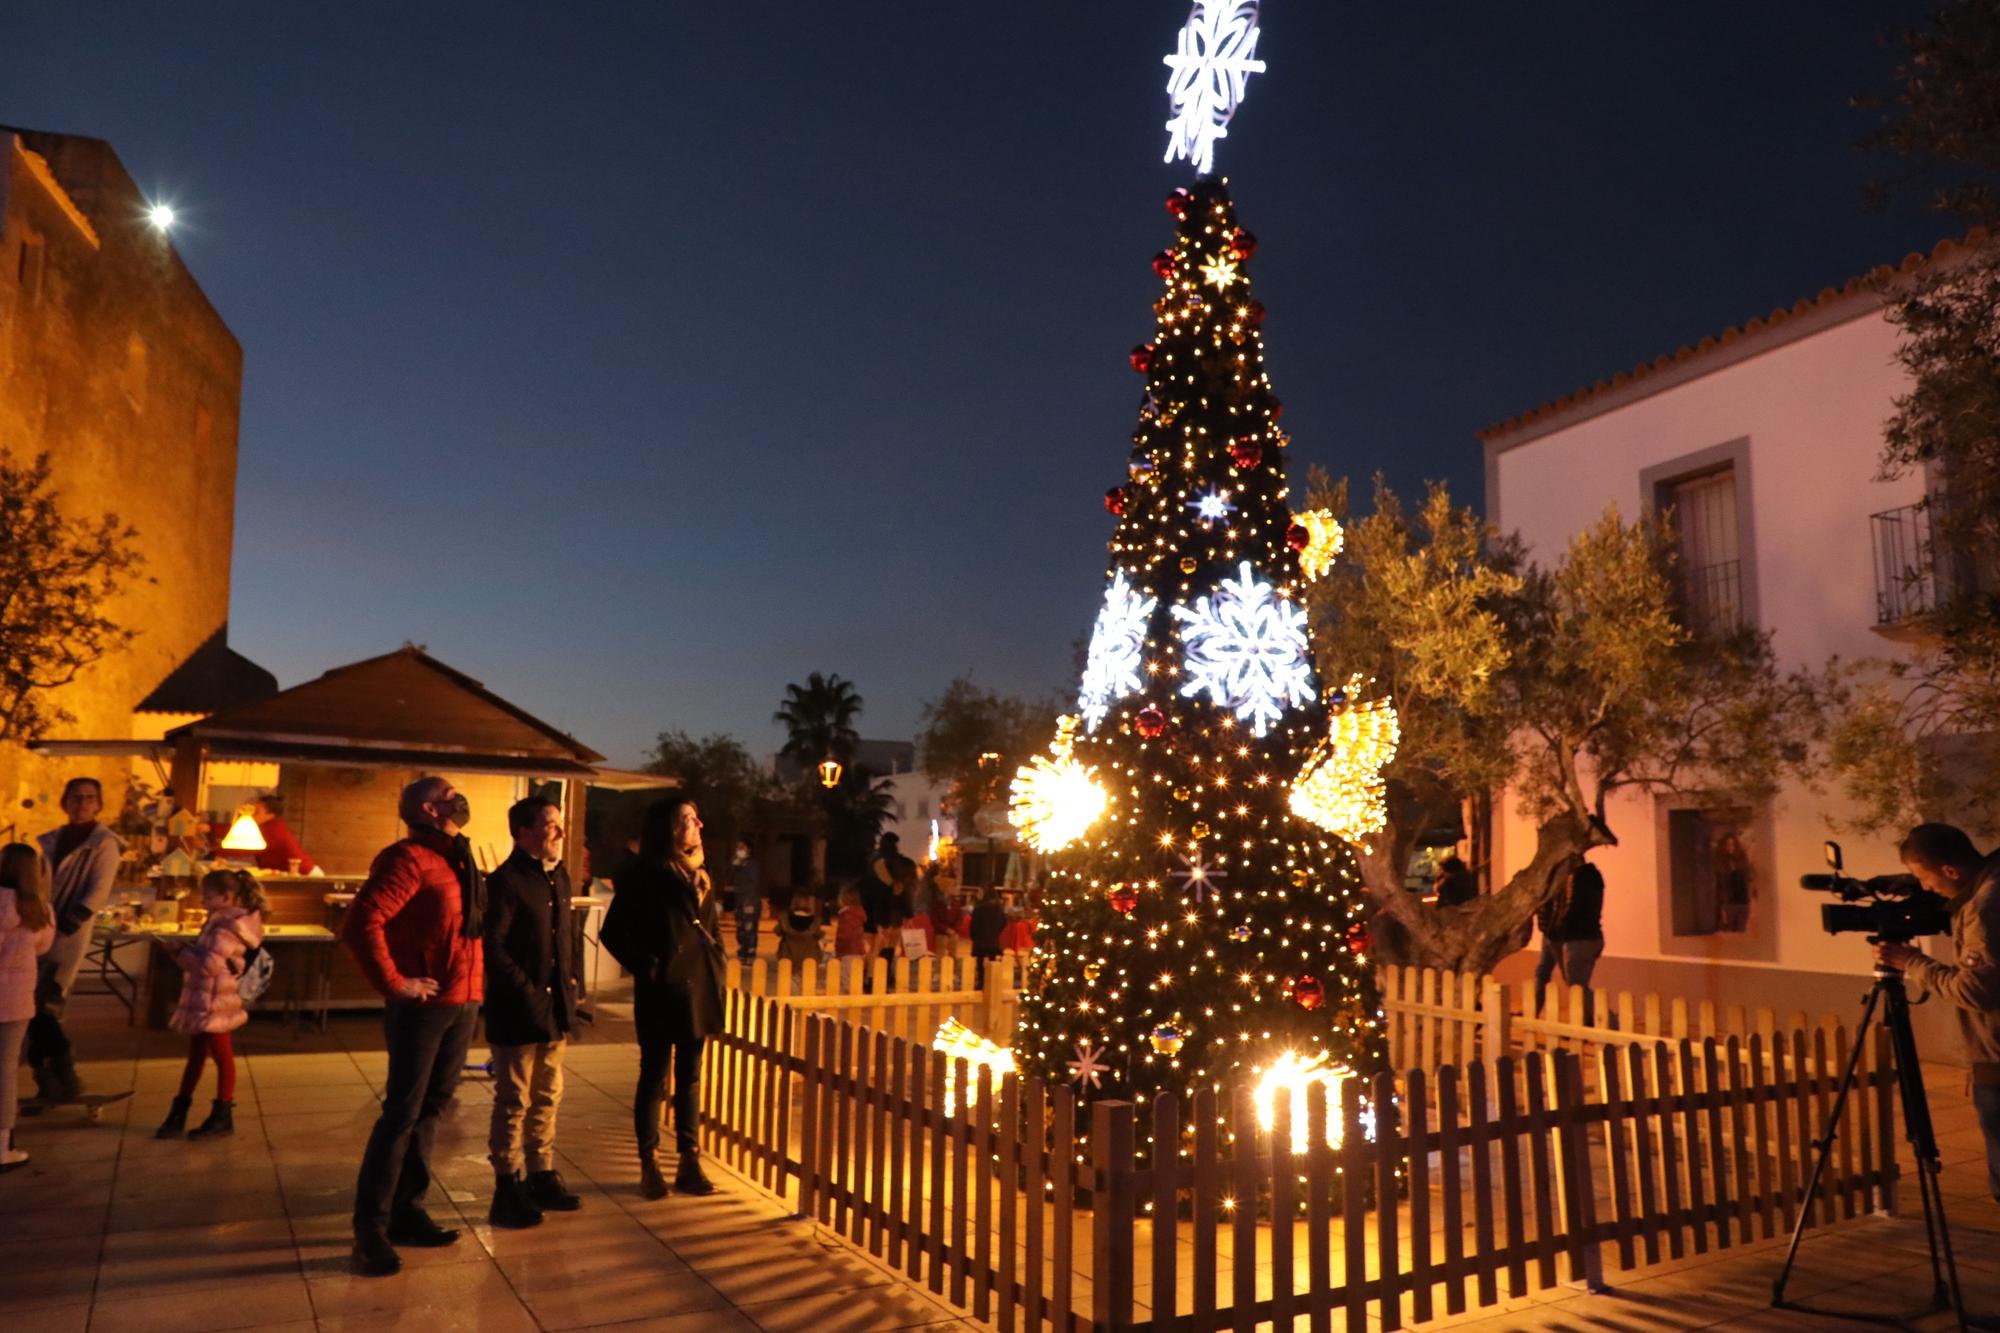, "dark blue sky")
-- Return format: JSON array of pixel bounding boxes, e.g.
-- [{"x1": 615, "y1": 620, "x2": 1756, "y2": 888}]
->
[{"x1": 3, "y1": 2, "x2": 1941, "y2": 765}]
